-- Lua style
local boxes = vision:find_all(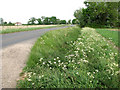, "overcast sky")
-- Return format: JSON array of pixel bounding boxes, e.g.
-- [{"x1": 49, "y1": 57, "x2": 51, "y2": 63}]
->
[{"x1": 0, "y1": 0, "x2": 86, "y2": 24}]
